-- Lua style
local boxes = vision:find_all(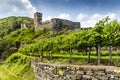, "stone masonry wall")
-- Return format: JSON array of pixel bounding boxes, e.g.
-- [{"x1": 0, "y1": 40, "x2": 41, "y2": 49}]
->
[
  {"x1": 51, "y1": 18, "x2": 80, "y2": 31},
  {"x1": 34, "y1": 12, "x2": 81, "y2": 31},
  {"x1": 35, "y1": 18, "x2": 81, "y2": 31},
  {"x1": 36, "y1": 21, "x2": 53, "y2": 30},
  {"x1": 31, "y1": 60, "x2": 120, "y2": 80}
]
